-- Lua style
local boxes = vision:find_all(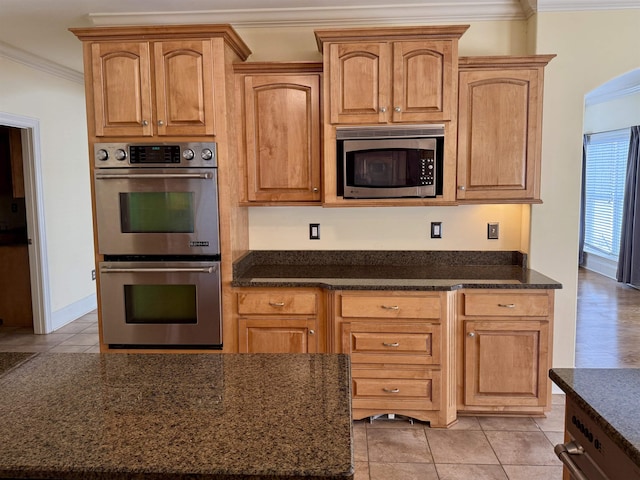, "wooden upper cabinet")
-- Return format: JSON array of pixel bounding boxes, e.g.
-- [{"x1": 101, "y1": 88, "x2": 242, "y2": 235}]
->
[
  {"x1": 90, "y1": 40, "x2": 214, "y2": 137},
  {"x1": 316, "y1": 26, "x2": 467, "y2": 125},
  {"x1": 91, "y1": 42, "x2": 153, "y2": 137},
  {"x1": 236, "y1": 63, "x2": 322, "y2": 204},
  {"x1": 457, "y1": 55, "x2": 555, "y2": 202}
]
